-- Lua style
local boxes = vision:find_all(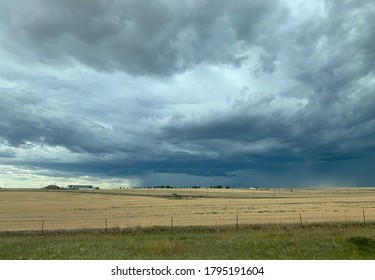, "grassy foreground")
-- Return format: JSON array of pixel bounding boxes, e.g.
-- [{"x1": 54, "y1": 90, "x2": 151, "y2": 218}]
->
[{"x1": 1, "y1": 223, "x2": 375, "y2": 260}]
